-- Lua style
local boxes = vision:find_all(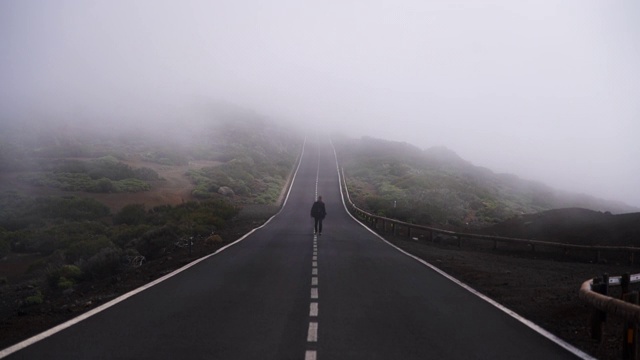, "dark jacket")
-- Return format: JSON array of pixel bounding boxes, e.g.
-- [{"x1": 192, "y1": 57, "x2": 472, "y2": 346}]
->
[{"x1": 310, "y1": 201, "x2": 326, "y2": 219}]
